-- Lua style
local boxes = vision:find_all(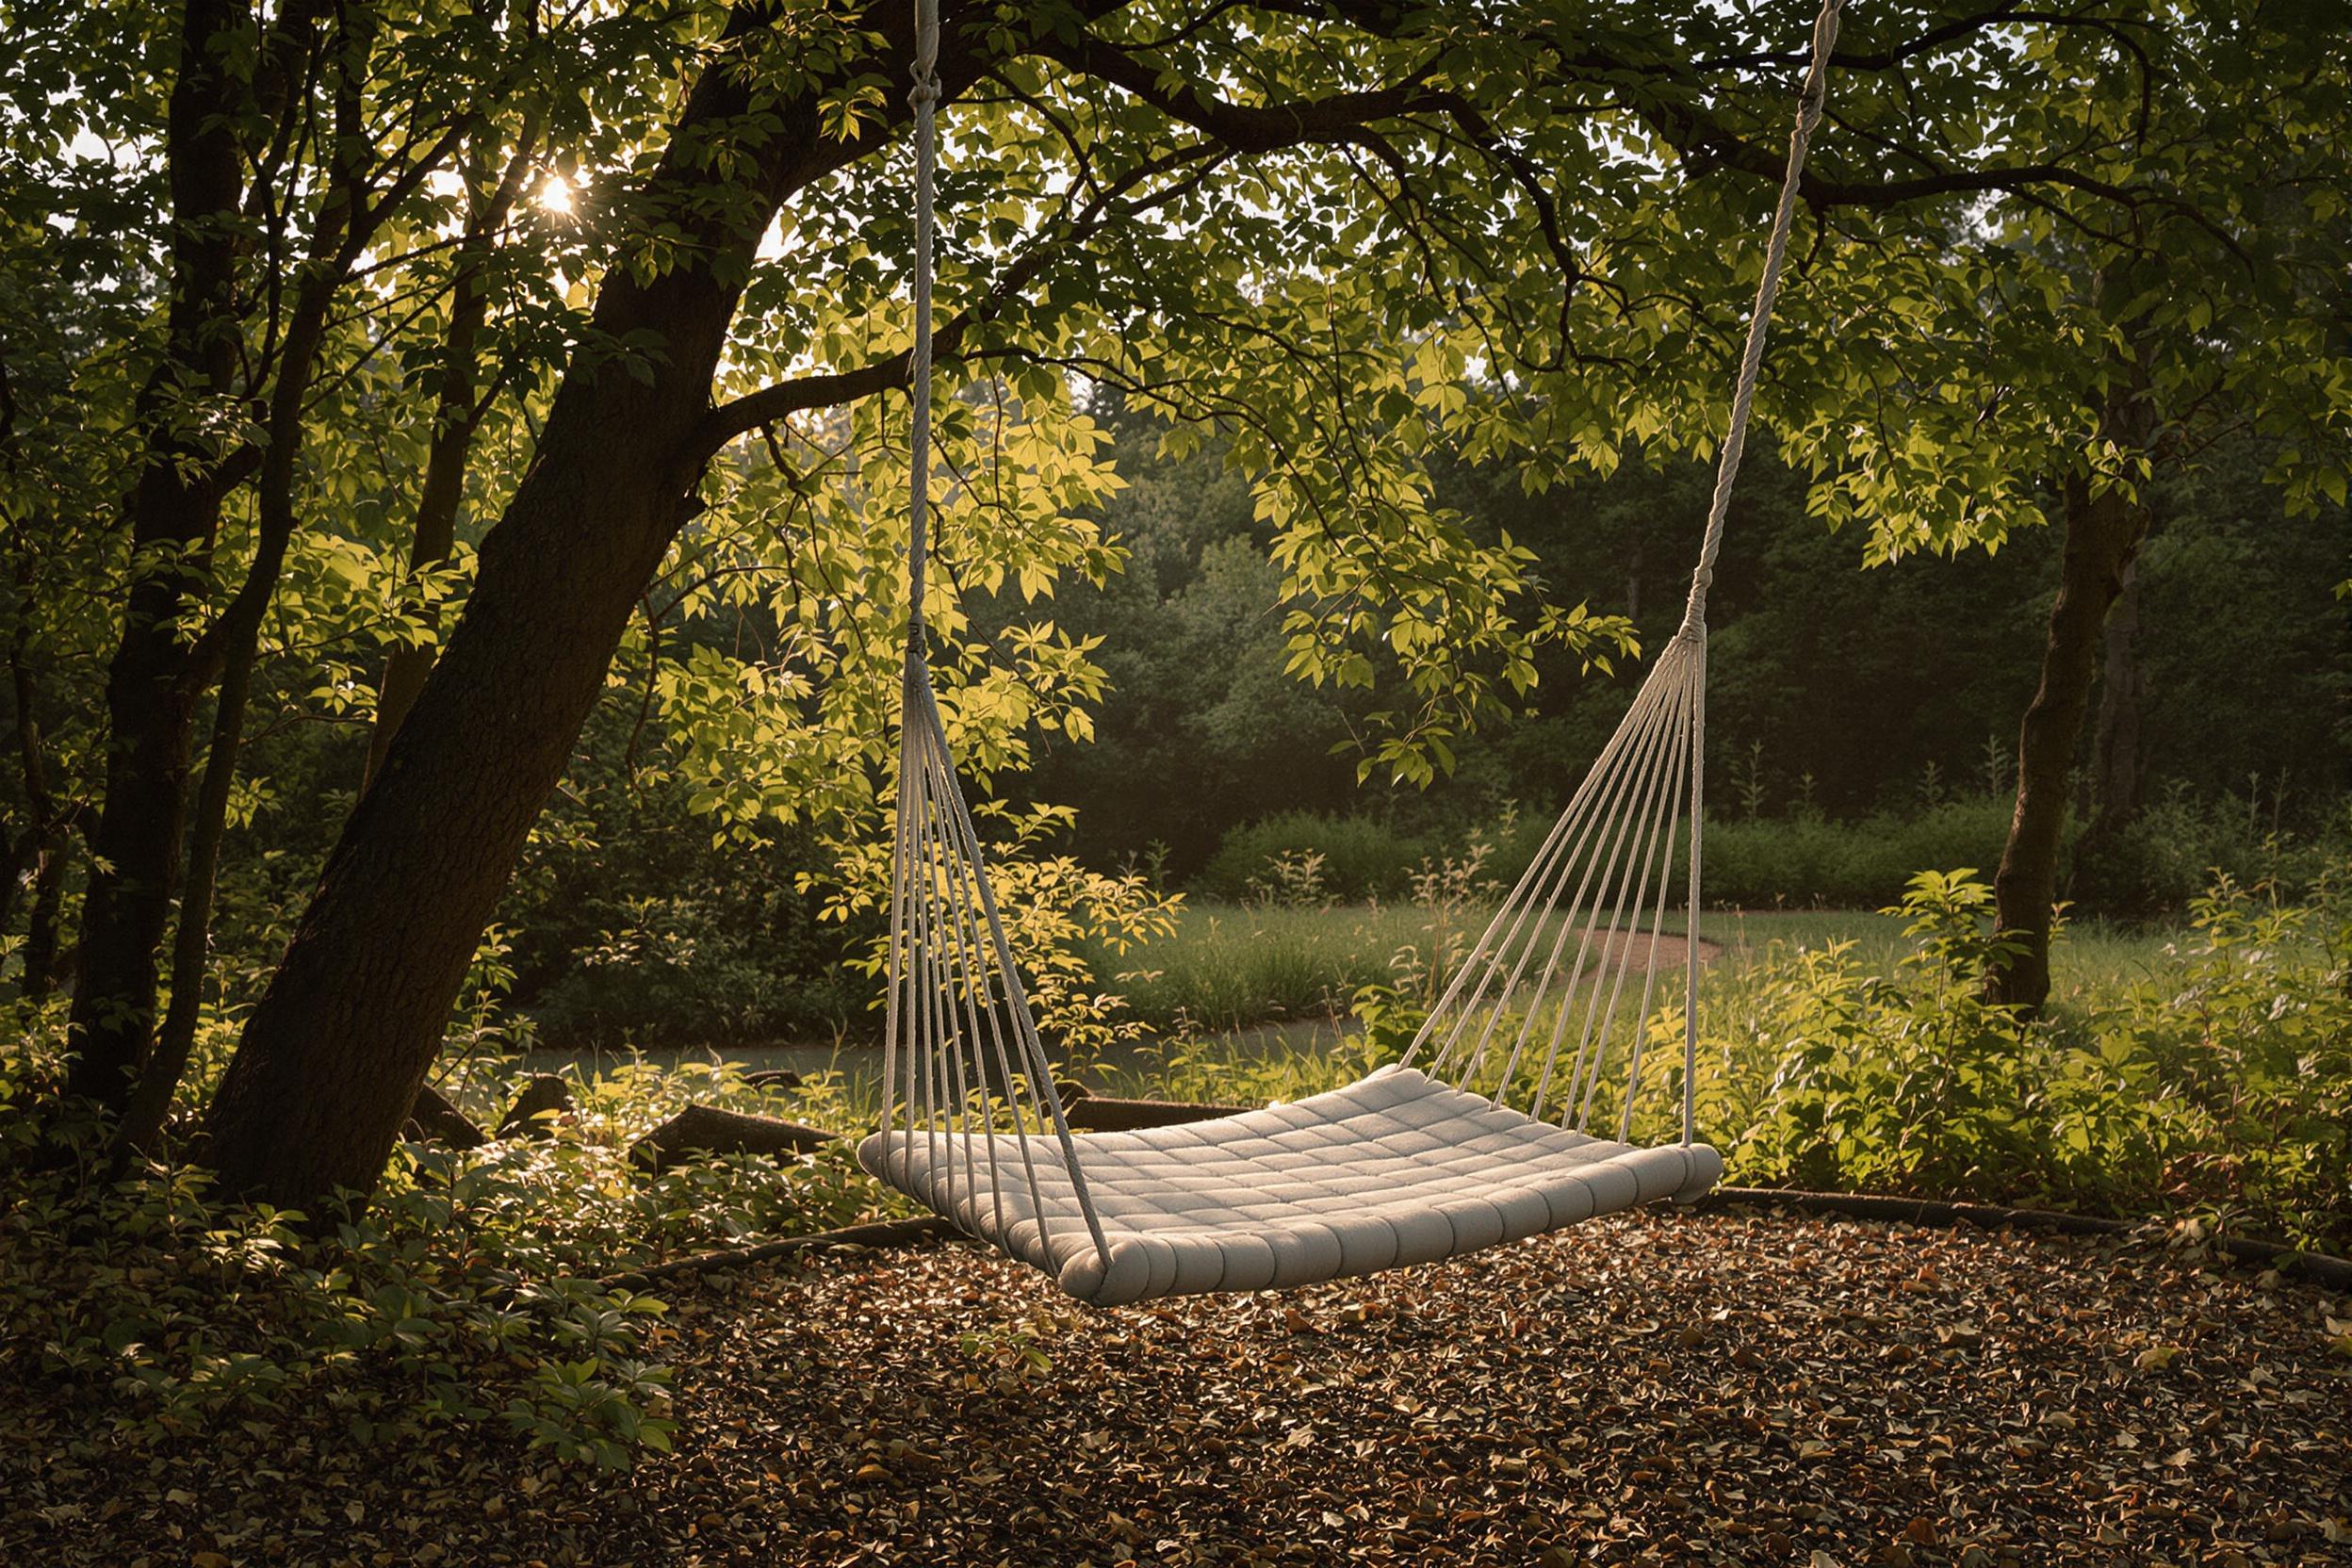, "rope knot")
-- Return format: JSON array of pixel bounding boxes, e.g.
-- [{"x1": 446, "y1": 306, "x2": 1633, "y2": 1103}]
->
[{"x1": 907, "y1": 79, "x2": 940, "y2": 110}]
